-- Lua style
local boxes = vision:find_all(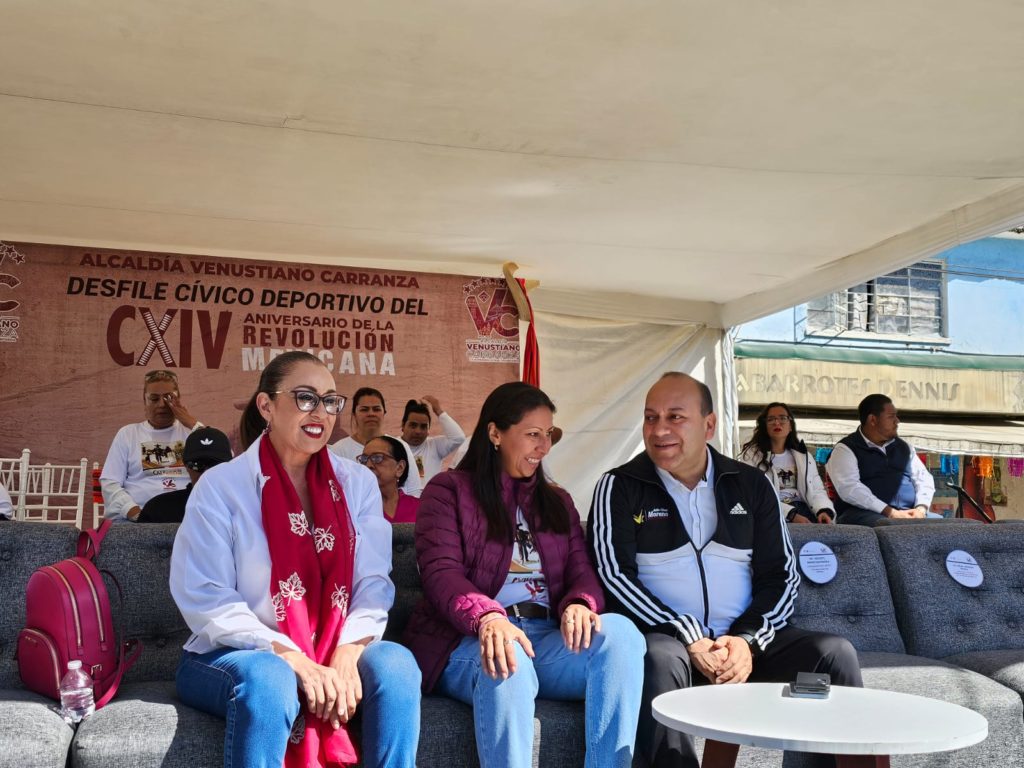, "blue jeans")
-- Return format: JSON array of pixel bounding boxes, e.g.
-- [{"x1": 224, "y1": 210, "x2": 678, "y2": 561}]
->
[
  {"x1": 436, "y1": 613, "x2": 644, "y2": 768},
  {"x1": 176, "y1": 641, "x2": 420, "y2": 768}
]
